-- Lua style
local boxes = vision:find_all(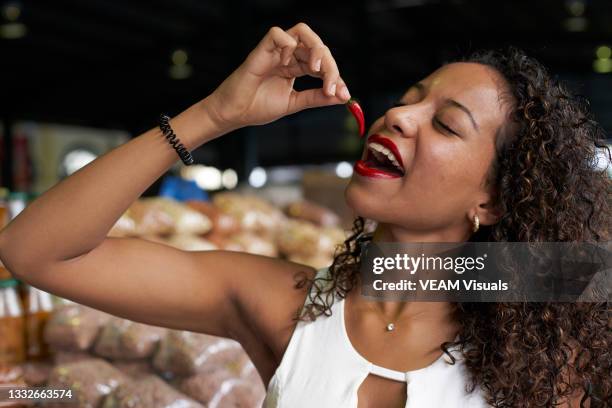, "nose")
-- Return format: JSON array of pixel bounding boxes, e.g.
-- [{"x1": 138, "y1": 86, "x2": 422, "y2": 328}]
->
[{"x1": 384, "y1": 106, "x2": 419, "y2": 138}]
